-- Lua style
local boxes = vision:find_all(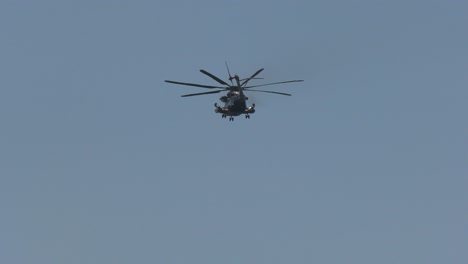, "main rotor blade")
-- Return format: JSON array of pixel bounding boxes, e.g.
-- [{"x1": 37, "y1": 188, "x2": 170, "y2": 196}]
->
[
  {"x1": 241, "y1": 68, "x2": 264, "y2": 87},
  {"x1": 225, "y1": 62, "x2": 232, "y2": 78},
  {"x1": 165, "y1": 80, "x2": 223, "y2": 89},
  {"x1": 240, "y1": 77, "x2": 264, "y2": 81},
  {"x1": 200, "y1": 69, "x2": 230, "y2": 86},
  {"x1": 246, "y1": 89, "x2": 292, "y2": 96},
  {"x1": 244, "y1": 80, "x2": 304, "y2": 89},
  {"x1": 224, "y1": 61, "x2": 234, "y2": 86},
  {"x1": 180, "y1": 90, "x2": 224, "y2": 97}
]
